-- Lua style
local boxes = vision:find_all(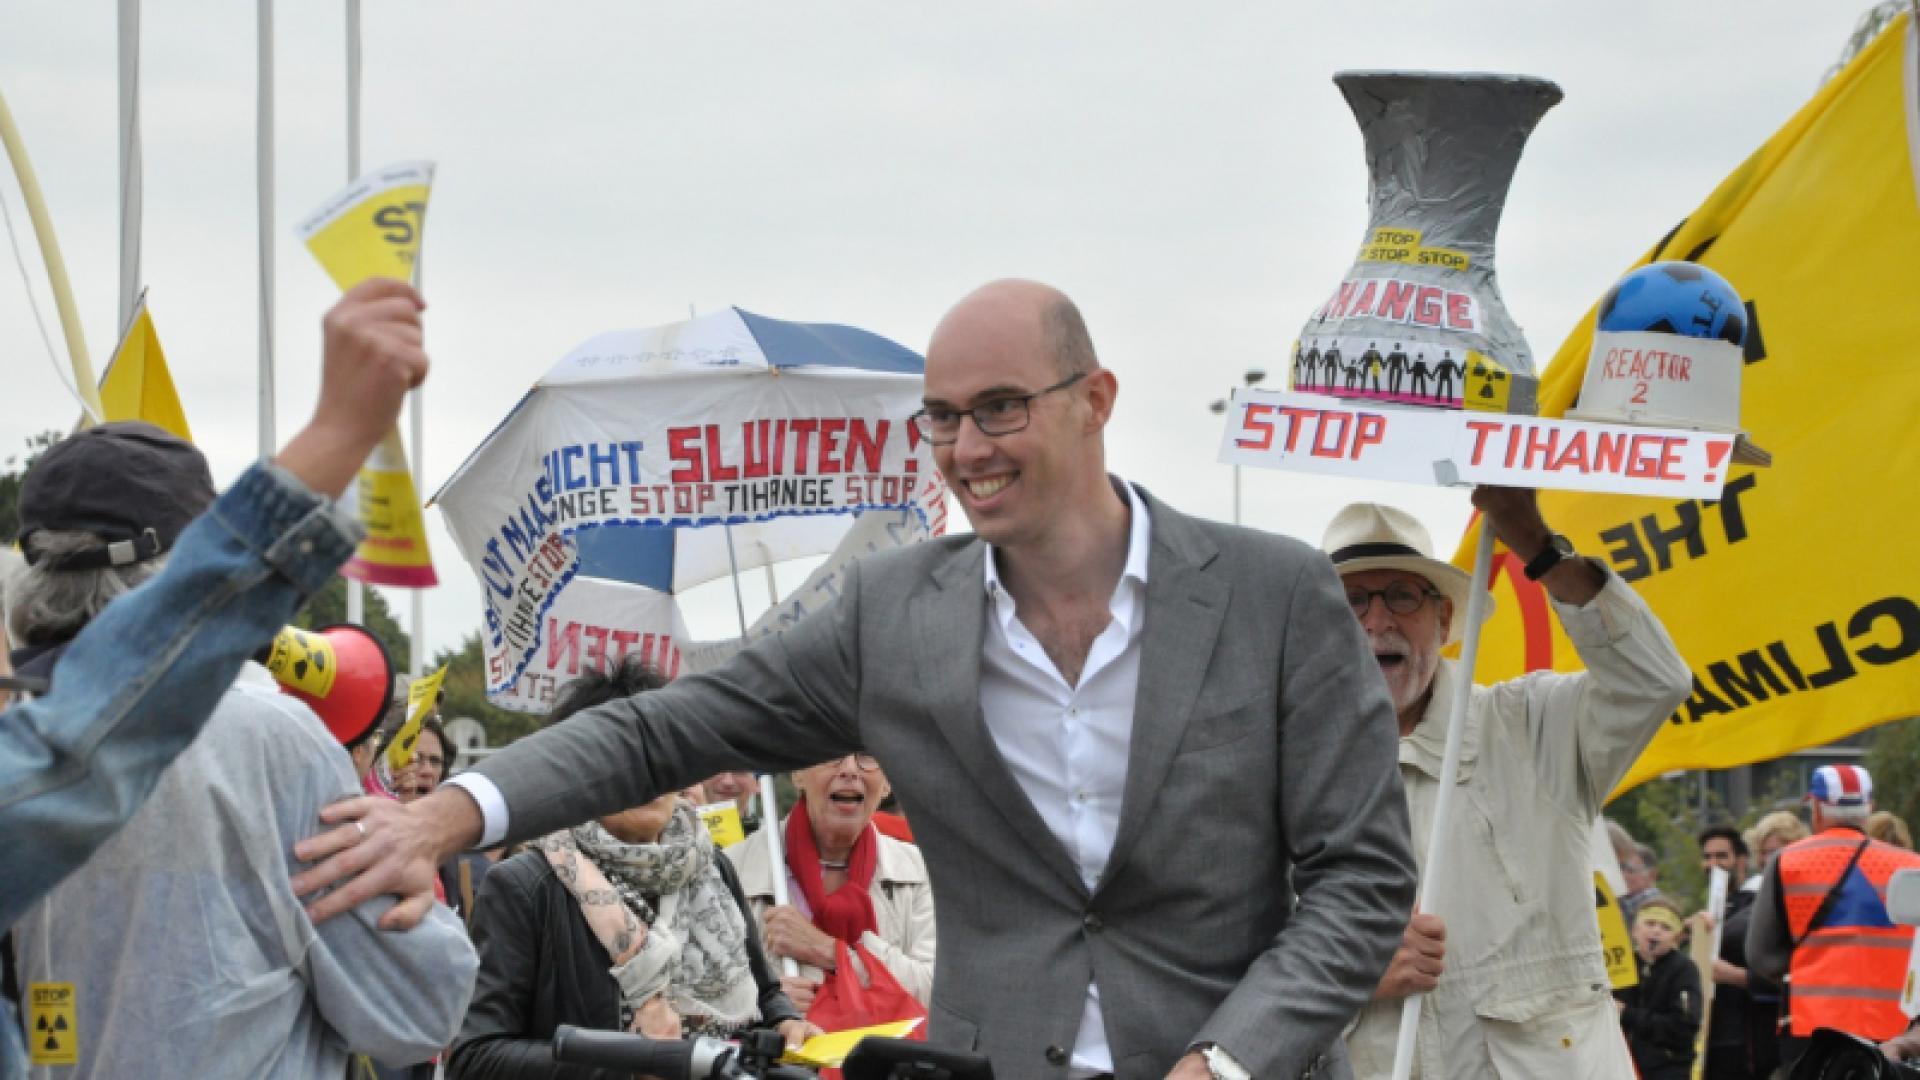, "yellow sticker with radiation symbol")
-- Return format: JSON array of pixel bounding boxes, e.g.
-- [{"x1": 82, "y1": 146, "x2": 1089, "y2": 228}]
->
[
  {"x1": 1463, "y1": 350, "x2": 1514, "y2": 413},
  {"x1": 28, "y1": 983, "x2": 78, "y2": 1065},
  {"x1": 264, "y1": 627, "x2": 338, "y2": 697}
]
